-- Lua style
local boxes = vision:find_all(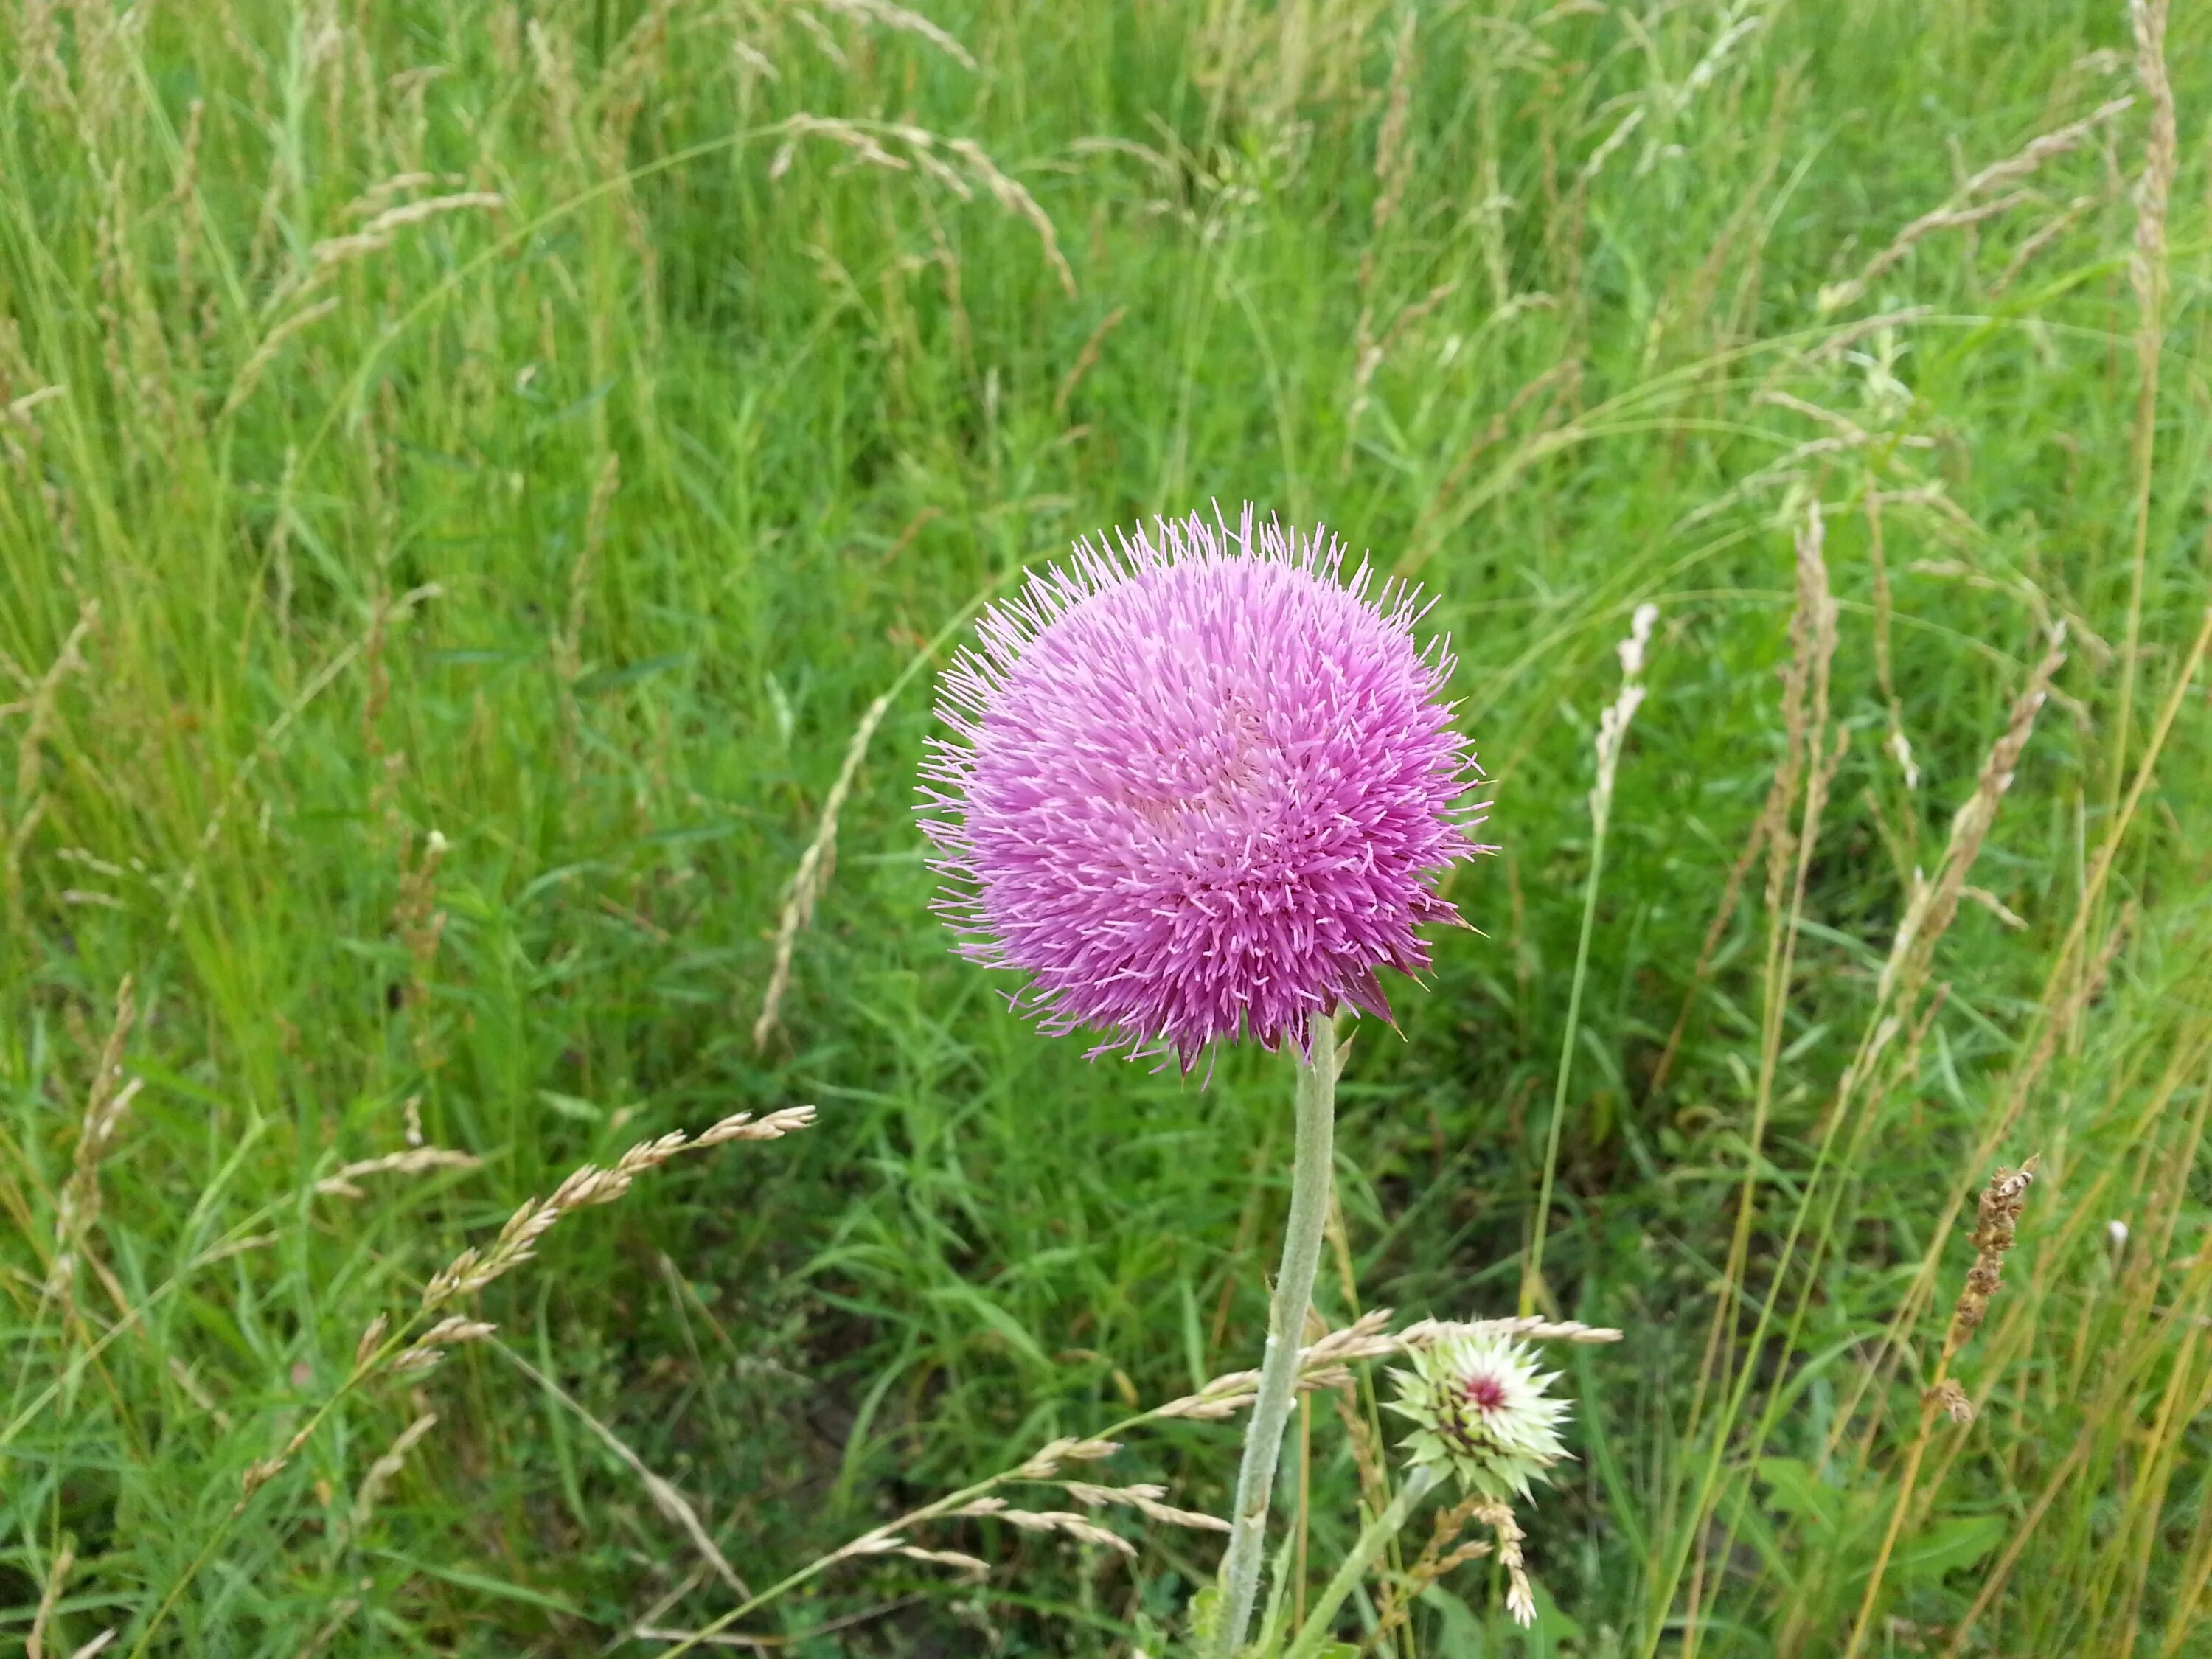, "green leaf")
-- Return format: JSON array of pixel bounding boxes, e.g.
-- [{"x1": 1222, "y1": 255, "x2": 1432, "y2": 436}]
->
[
  {"x1": 369, "y1": 1548, "x2": 582, "y2": 1615},
  {"x1": 575, "y1": 651, "x2": 690, "y2": 694},
  {"x1": 1758, "y1": 1456, "x2": 1846, "y2": 1534},
  {"x1": 1416, "y1": 1585, "x2": 1487, "y2": 1656},
  {"x1": 1247, "y1": 1528, "x2": 1301, "y2": 1657},
  {"x1": 1525, "y1": 1574, "x2": 1585, "y2": 1655},
  {"x1": 1189, "y1": 1582, "x2": 1224, "y2": 1652},
  {"x1": 922, "y1": 1281, "x2": 1052, "y2": 1371},
  {"x1": 1894, "y1": 1513, "x2": 2006, "y2": 1582}
]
